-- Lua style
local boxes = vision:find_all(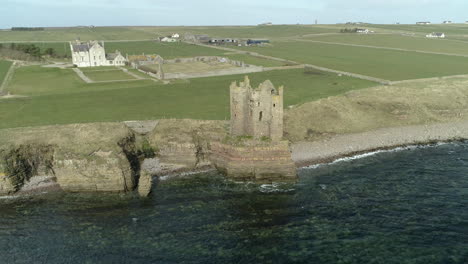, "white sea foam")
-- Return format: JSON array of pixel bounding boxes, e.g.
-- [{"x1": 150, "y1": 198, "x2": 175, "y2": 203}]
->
[
  {"x1": 0, "y1": 195, "x2": 20, "y2": 200},
  {"x1": 300, "y1": 143, "x2": 449, "y2": 170},
  {"x1": 259, "y1": 183, "x2": 295, "y2": 193},
  {"x1": 159, "y1": 169, "x2": 215, "y2": 181}
]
